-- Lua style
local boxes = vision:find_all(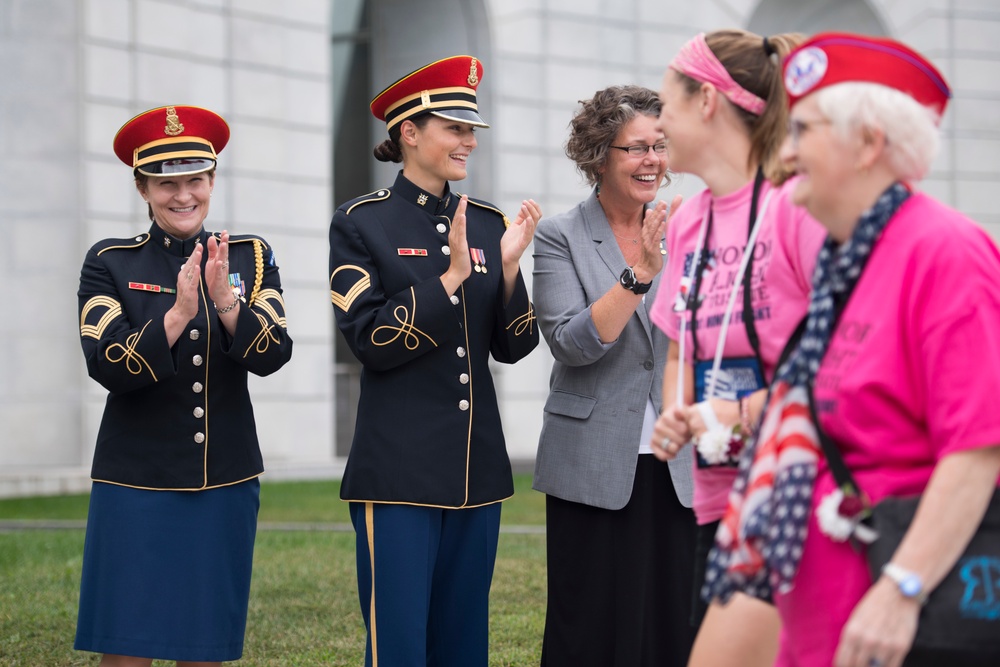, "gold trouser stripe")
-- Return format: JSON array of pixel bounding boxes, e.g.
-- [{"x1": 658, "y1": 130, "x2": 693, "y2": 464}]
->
[{"x1": 366, "y1": 501, "x2": 378, "y2": 667}]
